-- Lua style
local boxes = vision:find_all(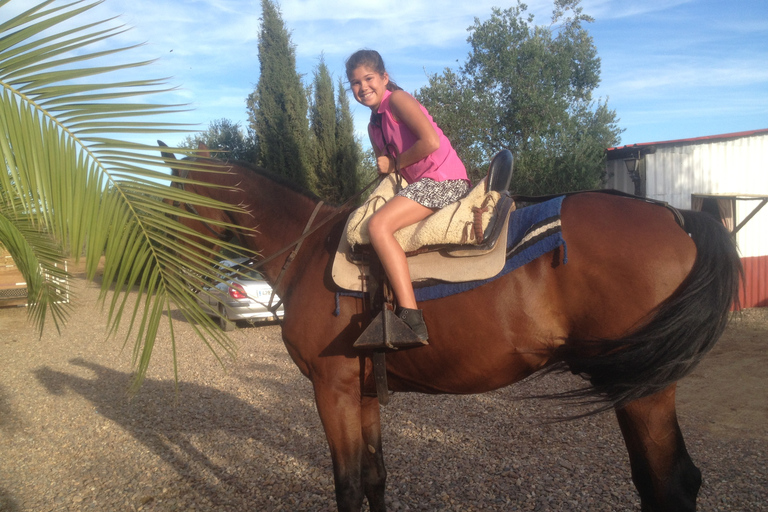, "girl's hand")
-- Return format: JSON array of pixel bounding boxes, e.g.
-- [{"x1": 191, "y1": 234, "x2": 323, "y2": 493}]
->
[{"x1": 376, "y1": 154, "x2": 396, "y2": 174}]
